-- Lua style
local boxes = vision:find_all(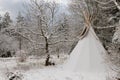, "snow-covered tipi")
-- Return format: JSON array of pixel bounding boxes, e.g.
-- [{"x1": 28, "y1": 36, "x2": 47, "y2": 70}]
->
[{"x1": 63, "y1": 11, "x2": 108, "y2": 79}]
